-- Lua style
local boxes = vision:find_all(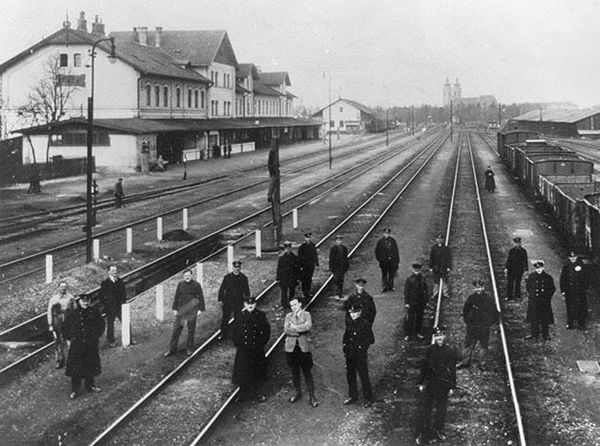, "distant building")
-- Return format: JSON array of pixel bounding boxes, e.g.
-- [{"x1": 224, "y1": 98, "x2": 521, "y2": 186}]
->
[
  {"x1": 311, "y1": 98, "x2": 375, "y2": 134},
  {"x1": 511, "y1": 108, "x2": 600, "y2": 139},
  {"x1": 442, "y1": 77, "x2": 496, "y2": 108}
]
